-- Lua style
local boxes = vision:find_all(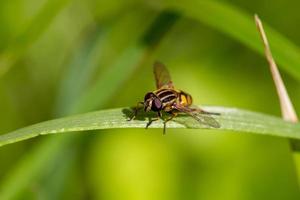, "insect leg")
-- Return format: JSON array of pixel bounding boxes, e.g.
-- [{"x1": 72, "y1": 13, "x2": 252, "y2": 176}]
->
[
  {"x1": 146, "y1": 118, "x2": 159, "y2": 129},
  {"x1": 128, "y1": 101, "x2": 144, "y2": 121},
  {"x1": 158, "y1": 111, "x2": 162, "y2": 118},
  {"x1": 163, "y1": 112, "x2": 178, "y2": 135},
  {"x1": 145, "y1": 111, "x2": 161, "y2": 129}
]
